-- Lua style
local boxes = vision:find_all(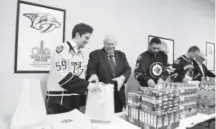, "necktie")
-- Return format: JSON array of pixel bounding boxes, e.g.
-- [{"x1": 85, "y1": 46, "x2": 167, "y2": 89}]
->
[{"x1": 108, "y1": 55, "x2": 116, "y2": 77}]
